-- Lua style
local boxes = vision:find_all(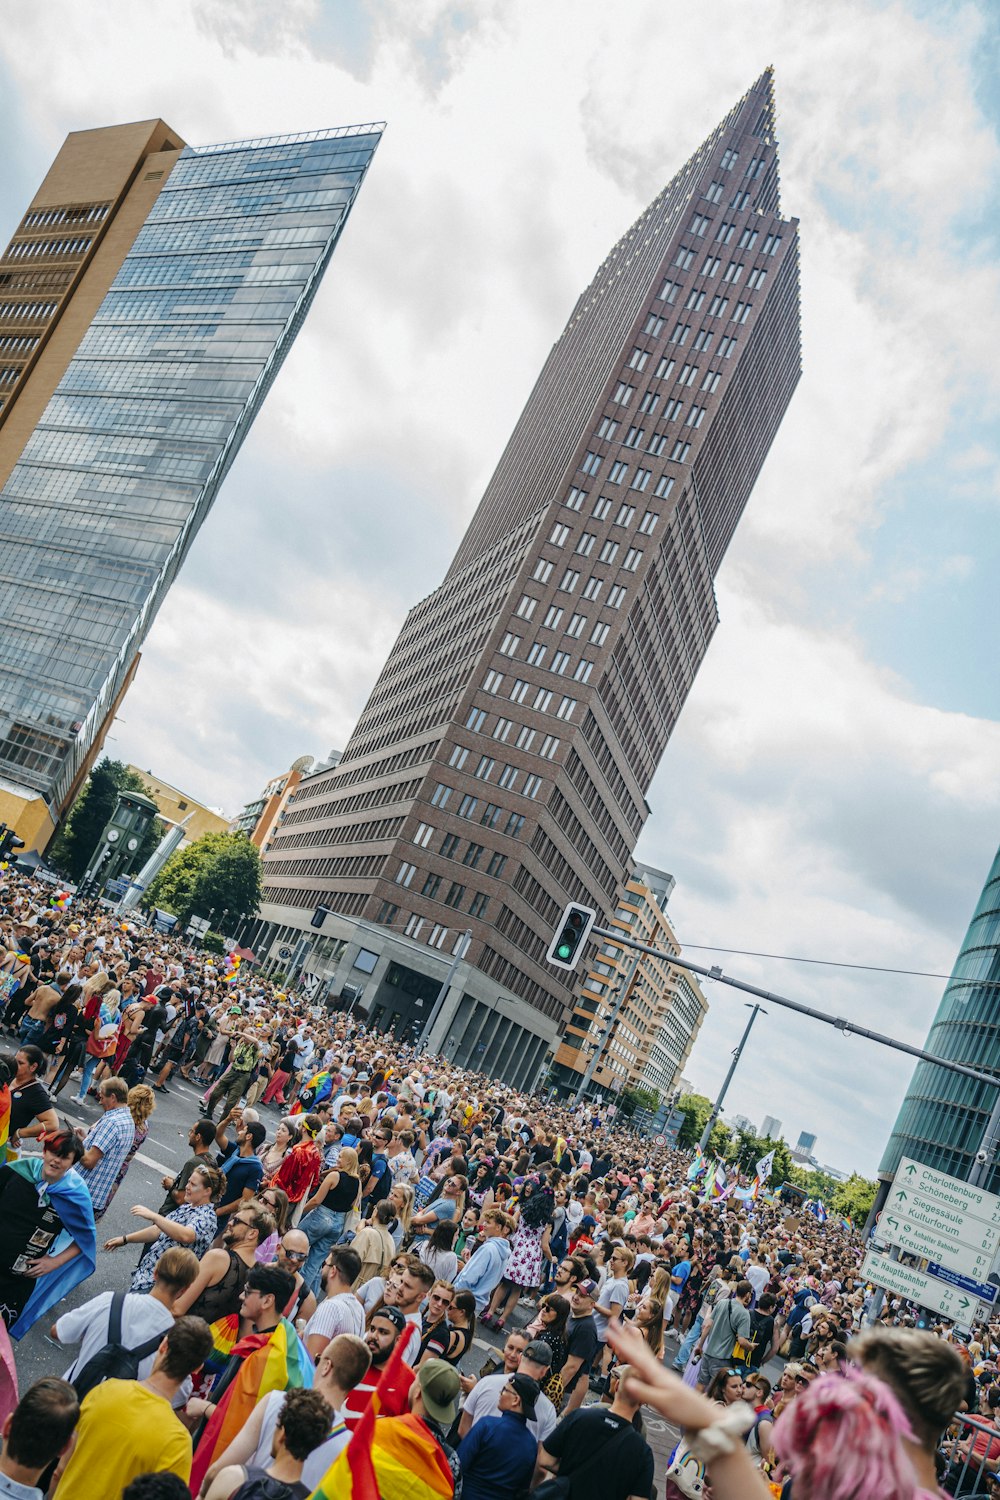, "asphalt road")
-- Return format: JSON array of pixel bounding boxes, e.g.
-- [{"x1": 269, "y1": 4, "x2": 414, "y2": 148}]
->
[{"x1": 13, "y1": 1076, "x2": 778, "y2": 1475}]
